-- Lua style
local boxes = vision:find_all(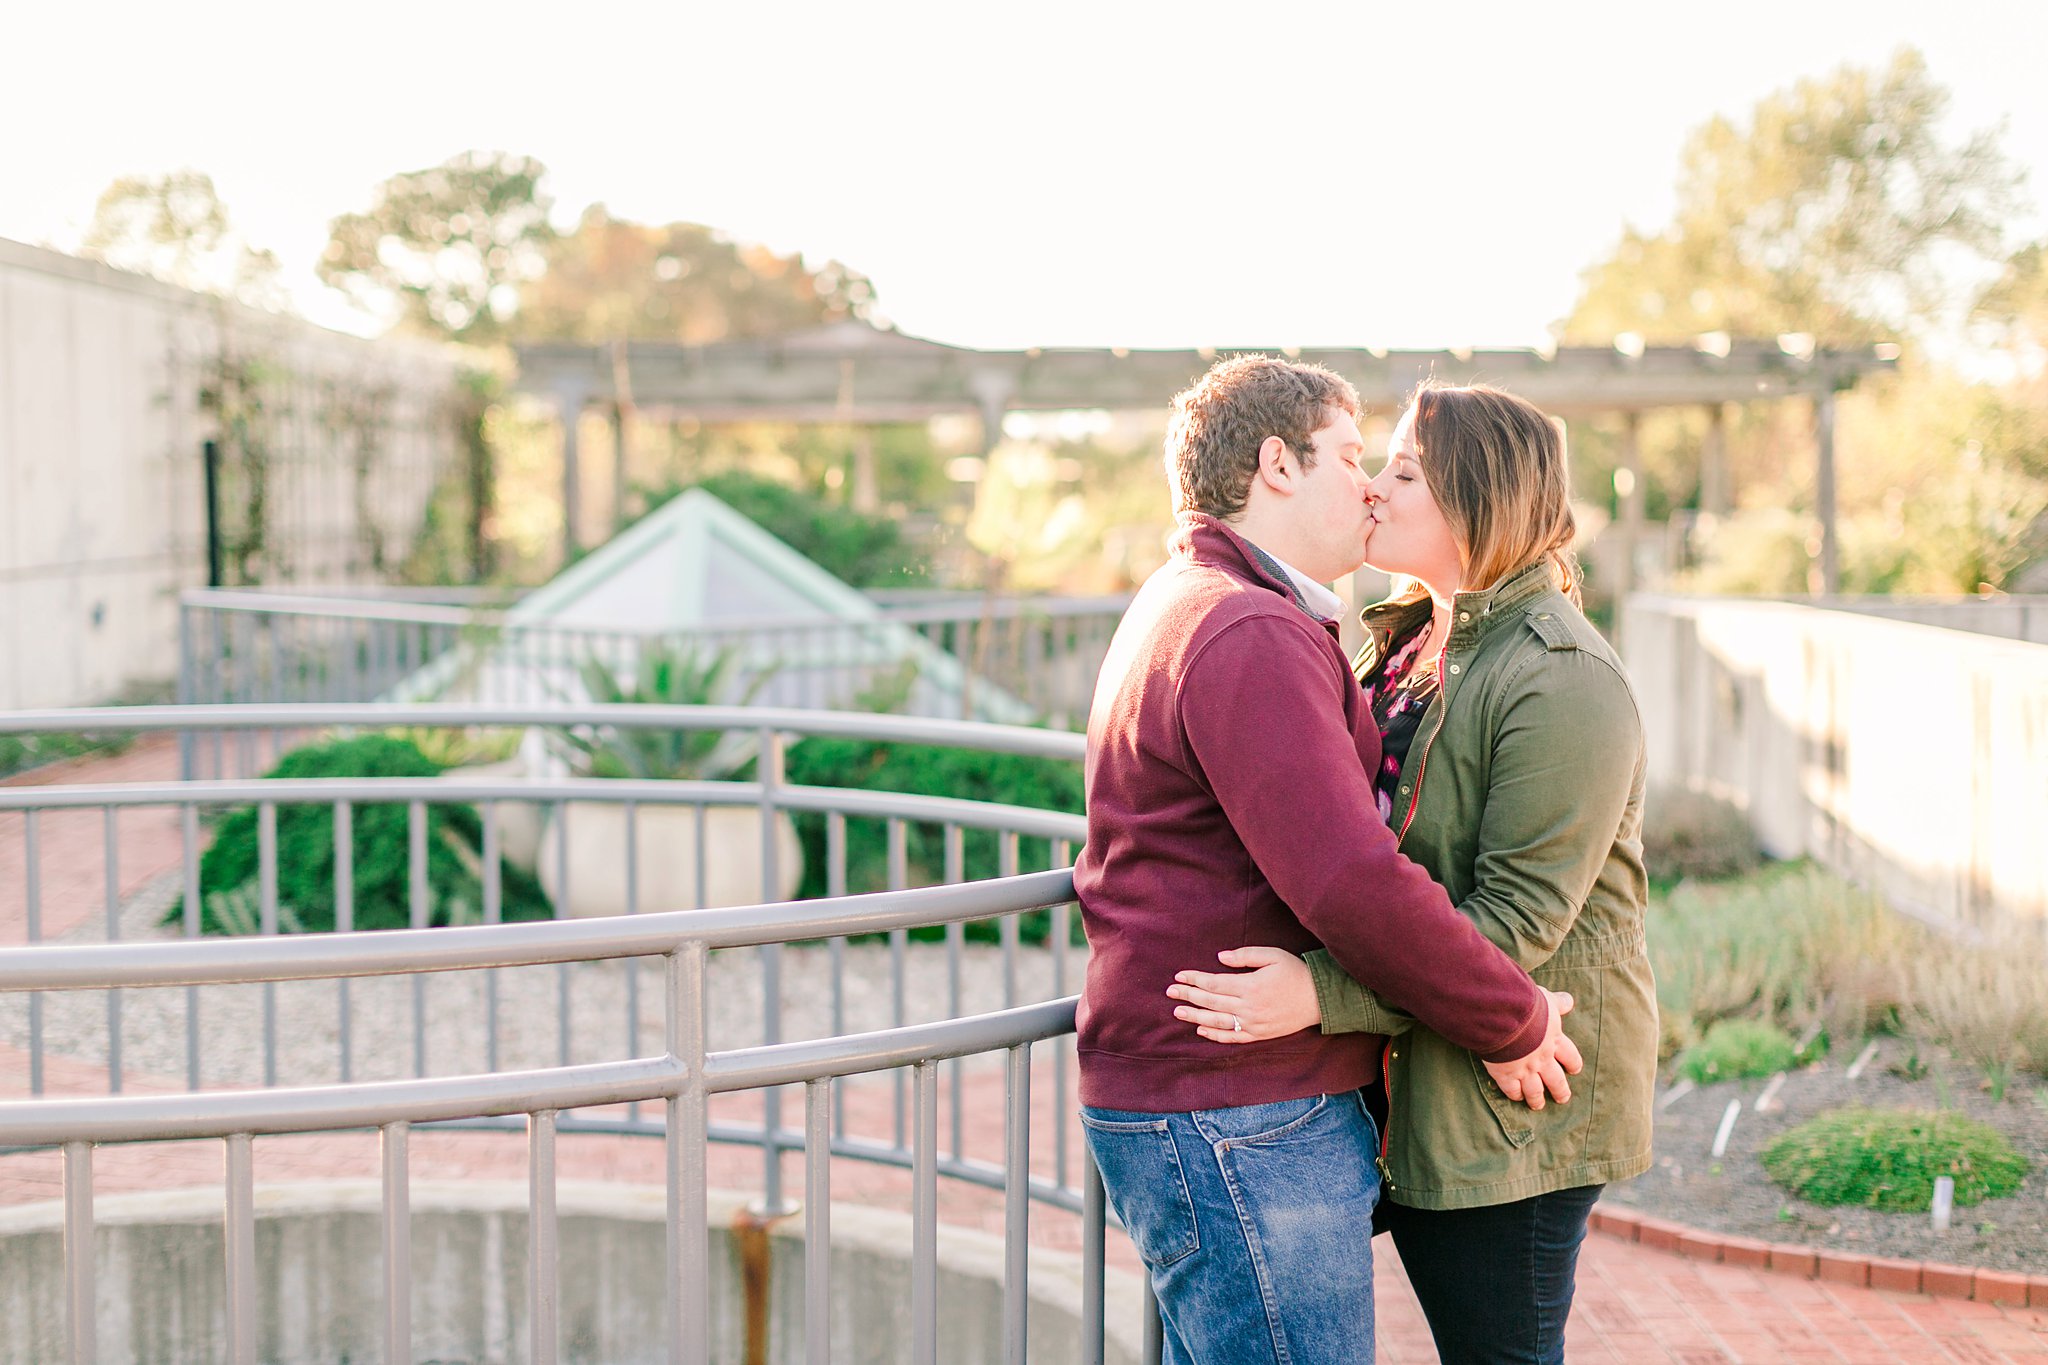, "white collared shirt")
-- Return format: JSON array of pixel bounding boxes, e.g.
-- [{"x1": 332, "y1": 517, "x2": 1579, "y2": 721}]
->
[{"x1": 1264, "y1": 552, "x2": 1347, "y2": 623}]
